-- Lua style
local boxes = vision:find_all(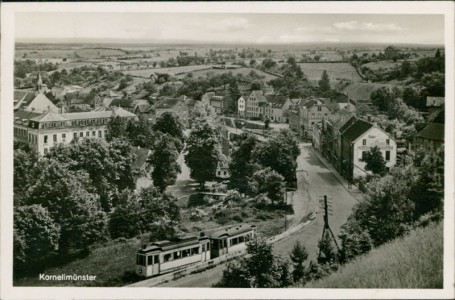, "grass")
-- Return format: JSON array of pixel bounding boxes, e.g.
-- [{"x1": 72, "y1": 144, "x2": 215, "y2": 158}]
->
[
  {"x1": 306, "y1": 222, "x2": 443, "y2": 289},
  {"x1": 14, "y1": 238, "x2": 143, "y2": 287},
  {"x1": 298, "y1": 63, "x2": 361, "y2": 82}
]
